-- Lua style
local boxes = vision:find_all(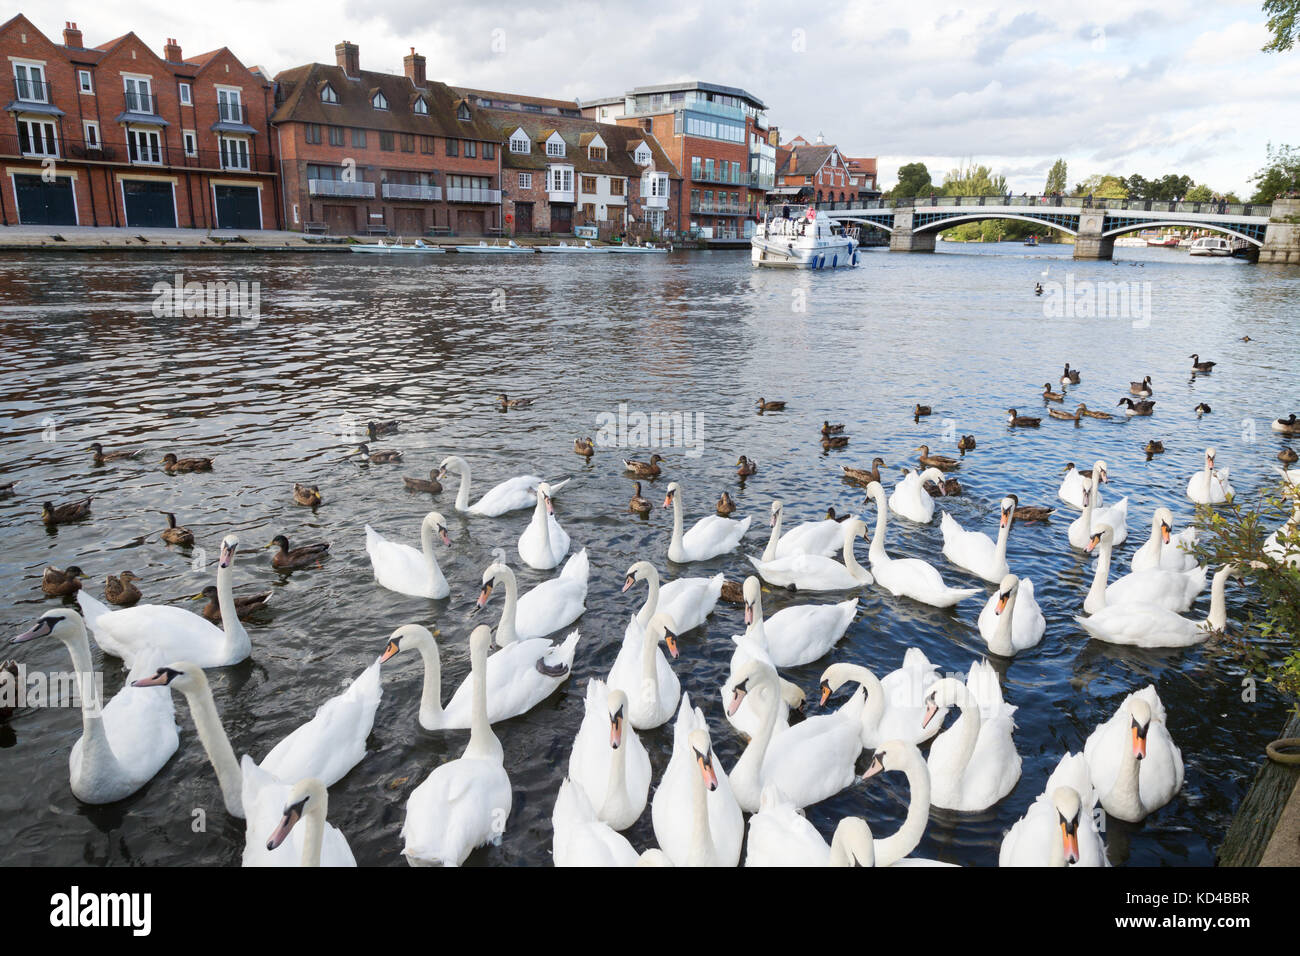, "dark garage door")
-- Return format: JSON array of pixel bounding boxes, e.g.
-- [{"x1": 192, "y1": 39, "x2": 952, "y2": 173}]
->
[
  {"x1": 214, "y1": 185, "x2": 261, "y2": 230},
  {"x1": 13, "y1": 174, "x2": 76, "y2": 226},
  {"x1": 122, "y1": 180, "x2": 176, "y2": 228}
]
